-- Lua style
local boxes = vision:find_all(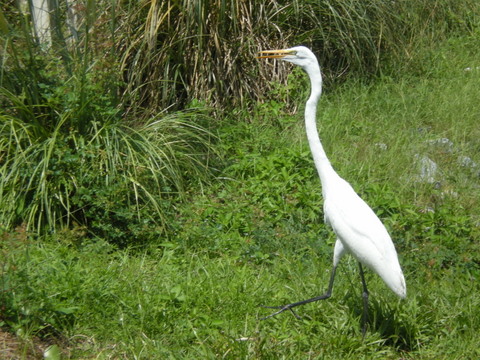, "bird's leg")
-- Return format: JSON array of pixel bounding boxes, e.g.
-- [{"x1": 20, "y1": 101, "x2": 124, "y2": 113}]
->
[
  {"x1": 358, "y1": 262, "x2": 369, "y2": 337},
  {"x1": 260, "y1": 266, "x2": 337, "y2": 320}
]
